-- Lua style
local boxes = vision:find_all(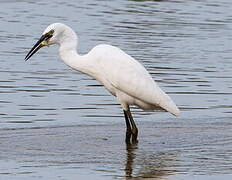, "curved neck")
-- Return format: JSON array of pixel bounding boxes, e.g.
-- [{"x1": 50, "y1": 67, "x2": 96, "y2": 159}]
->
[
  {"x1": 59, "y1": 42, "x2": 94, "y2": 77},
  {"x1": 57, "y1": 29, "x2": 83, "y2": 71},
  {"x1": 57, "y1": 28, "x2": 96, "y2": 78}
]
